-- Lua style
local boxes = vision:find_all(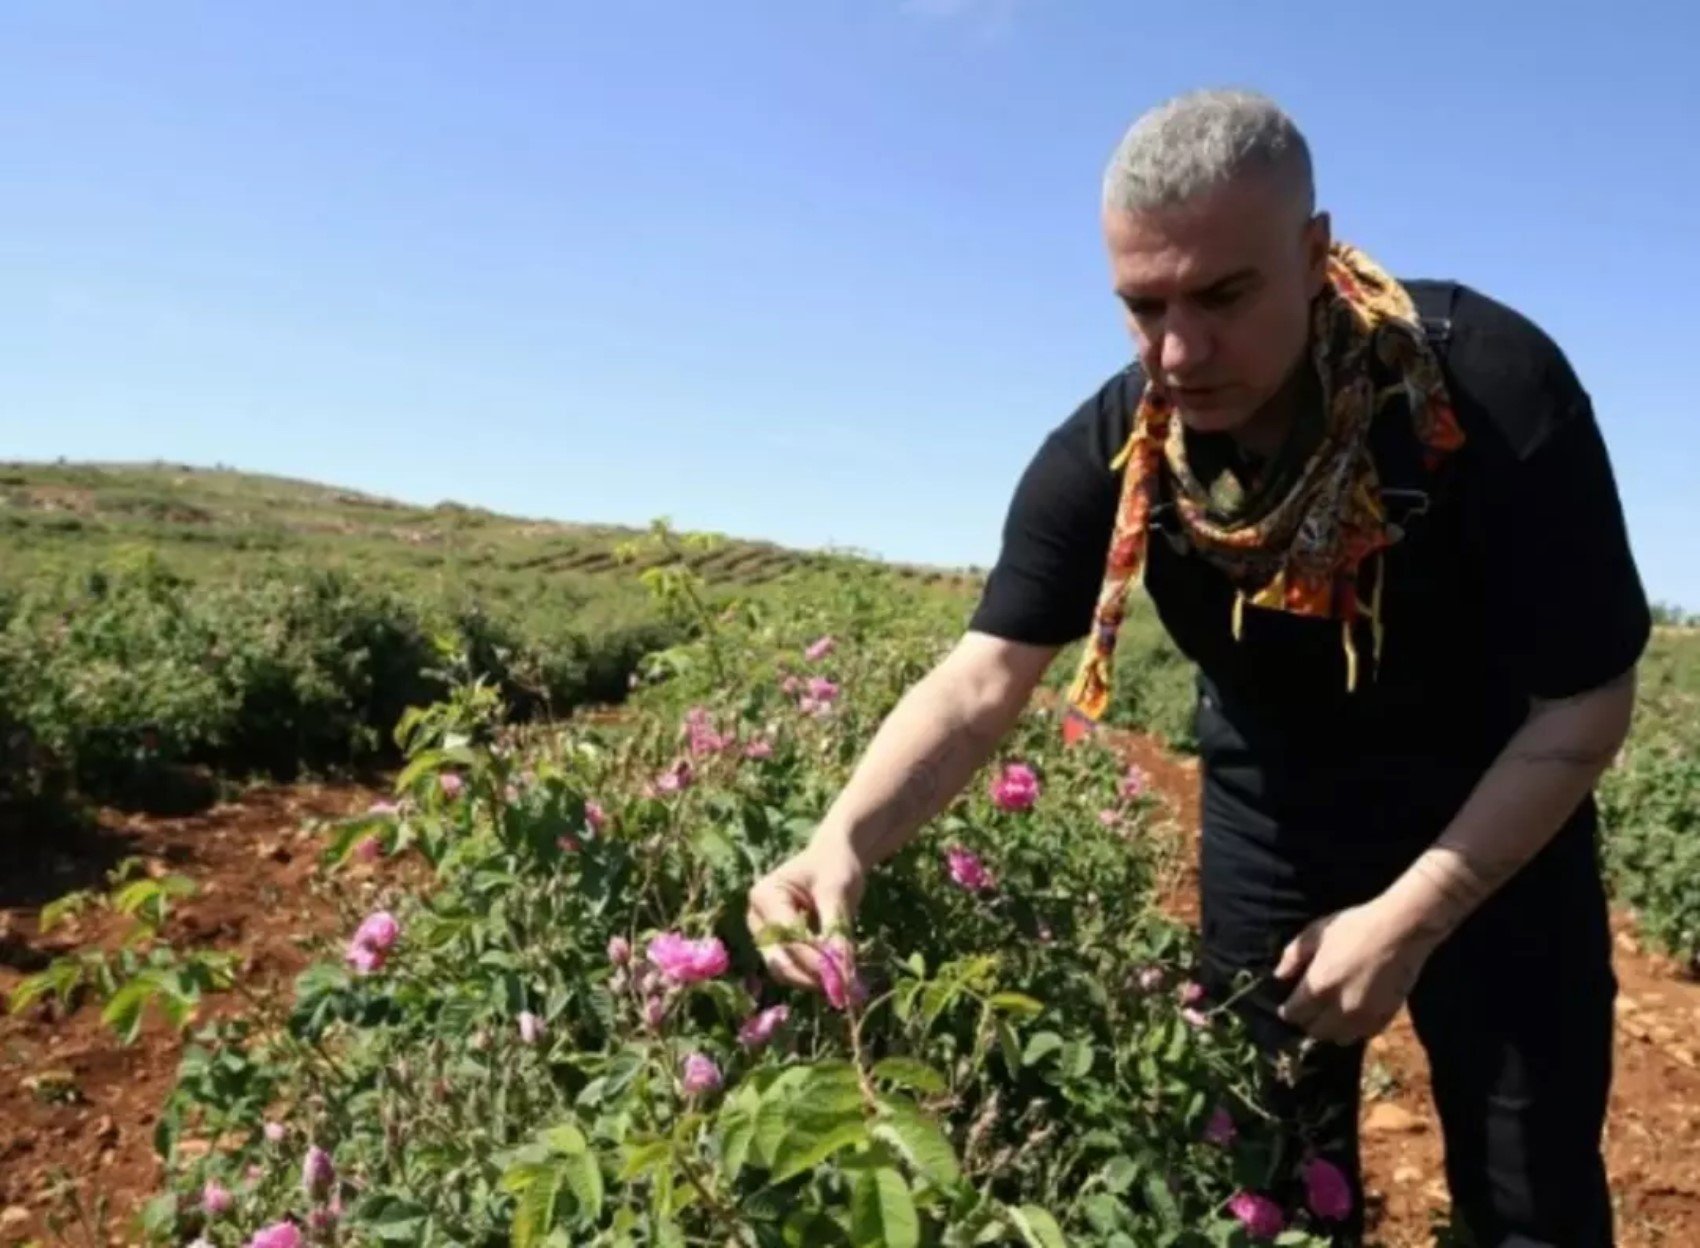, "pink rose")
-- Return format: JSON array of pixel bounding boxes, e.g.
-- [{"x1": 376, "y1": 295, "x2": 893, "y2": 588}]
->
[
  {"x1": 346, "y1": 941, "x2": 385, "y2": 975},
  {"x1": 1304, "y1": 1157, "x2": 1353, "y2": 1221},
  {"x1": 681, "y1": 1052, "x2": 722, "y2": 1096},
  {"x1": 354, "y1": 836, "x2": 383, "y2": 862},
  {"x1": 989, "y1": 762, "x2": 1040, "y2": 812},
  {"x1": 817, "y1": 939, "x2": 866, "y2": 1012},
  {"x1": 944, "y1": 846, "x2": 996, "y2": 893},
  {"x1": 804, "y1": 635, "x2": 835, "y2": 662},
  {"x1": 780, "y1": 674, "x2": 802, "y2": 695},
  {"x1": 1178, "y1": 981, "x2": 1206, "y2": 1007},
  {"x1": 353, "y1": 911, "x2": 400, "y2": 953},
  {"x1": 1119, "y1": 764, "x2": 1148, "y2": 801},
  {"x1": 805, "y1": 677, "x2": 839, "y2": 703},
  {"x1": 201, "y1": 1180, "x2": 234, "y2": 1217},
  {"x1": 1227, "y1": 1190, "x2": 1285, "y2": 1240},
  {"x1": 584, "y1": 800, "x2": 606, "y2": 832},
  {"x1": 246, "y1": 1223, "x2": 303, "y2": 1248},
  {"x1": 1097, "y1": 808, "x2": 1122, "y2": 827},
  {"x1": 646, "y1": 932, "x2": 729, "y2": 984},
  {"x1": 302, "y1": 1144, "x2": 335, "y2": 1199},
  {"x1": 439, "y1": 772, "x2": 464, "y2": 799},
  {"x1": 263, "y1": 1120, "x2": 286, "y2": 1144},
  {"x1": 1181, "y1": 1006, "x2": 1211, "y2": 1029},
  {"x1": 643, "y1": 995, "x2": 668, "y2": 1030},
  {"x1": 737, "y1": 1005, "x2": 790, "y2": 1049},
  {"x1": 1135, "y1": 966, "x2": 1164, "y2": 992},
  {"x1": 653, "y1": 759, "x2": 694, "y2": 795},
  {"x1": 607, "y1": 936, "x2": 631, "y2": 966},
  {"x1": 743, "y1": 737, "x2": 774, "y2": 760}
]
